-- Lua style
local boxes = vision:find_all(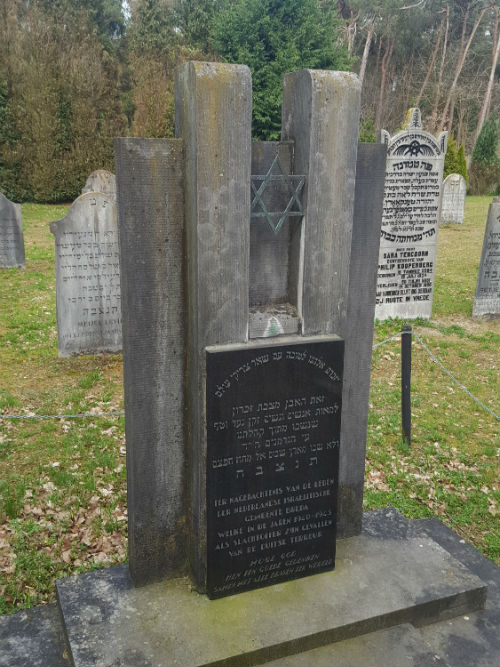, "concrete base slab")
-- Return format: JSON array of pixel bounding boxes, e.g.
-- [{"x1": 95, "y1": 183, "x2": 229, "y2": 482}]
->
[
  {"x1": 415, "y1": 518, "x2": 500, "y2": 667},
  {"x1": 2, "y1": 510, "x2": 498, "y2": 667},
  {"x1": 262, "y1": 623, "x2": 446, "y2": 666},
  {"x1": 55, "y1": 510, "x2": 486, "y2": 667},
  {"x1": 0, "y1": 603, "x2": 70, "y2": 667}
]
